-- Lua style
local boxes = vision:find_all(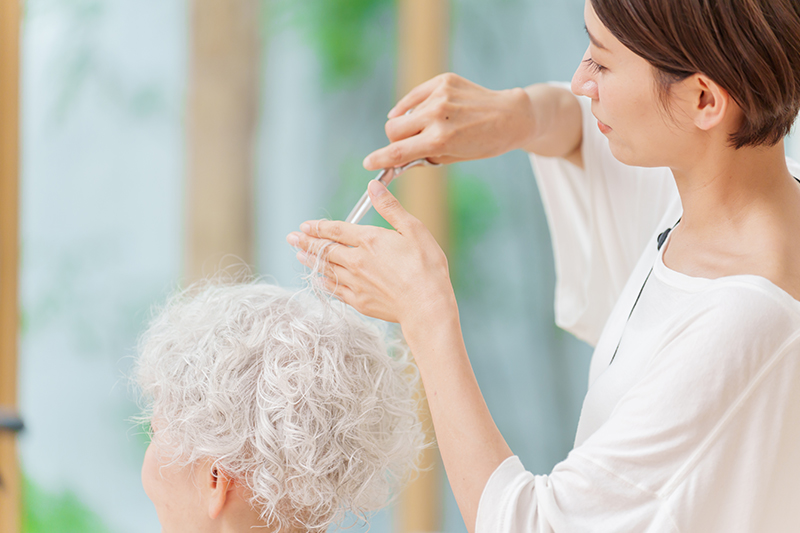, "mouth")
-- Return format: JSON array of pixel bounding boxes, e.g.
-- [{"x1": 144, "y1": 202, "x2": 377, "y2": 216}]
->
[{"x1": 597, "y1": 120, "x2": 612, "y2": 134}]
